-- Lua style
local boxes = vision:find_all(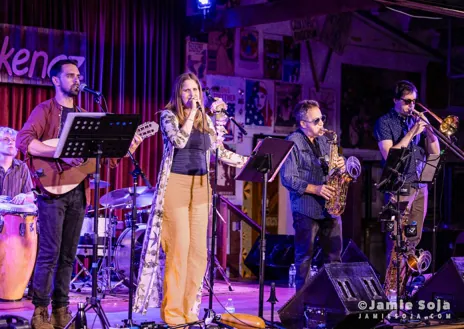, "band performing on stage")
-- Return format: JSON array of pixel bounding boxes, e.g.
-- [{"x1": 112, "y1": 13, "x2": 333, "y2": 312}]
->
[{"x1": 0, "y1": 59, "x2": 462, "y2": 329}]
